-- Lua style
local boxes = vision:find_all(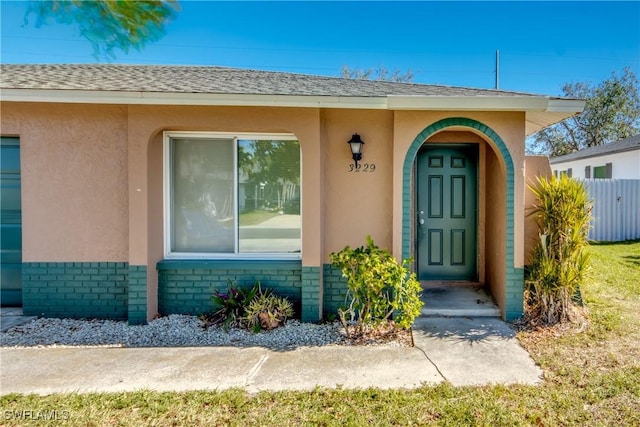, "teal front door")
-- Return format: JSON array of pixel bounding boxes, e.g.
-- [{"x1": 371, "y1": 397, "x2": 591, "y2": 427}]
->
[
  {"x1": 1, "y1": 137, "x2": 22, "y2": 306},
  {"x1": 416, "y1": 145, "x2": 477, "y2": 280}
]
